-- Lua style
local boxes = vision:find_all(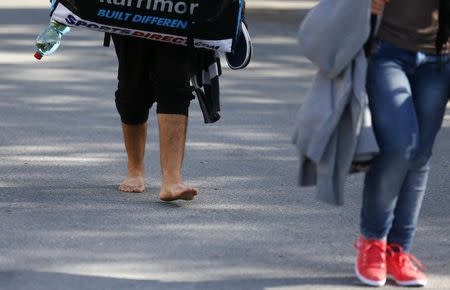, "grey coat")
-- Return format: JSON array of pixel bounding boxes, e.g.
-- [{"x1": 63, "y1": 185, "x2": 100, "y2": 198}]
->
[{"x1": 293, "y1": 0, "x2": 379, "y2": 205}]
